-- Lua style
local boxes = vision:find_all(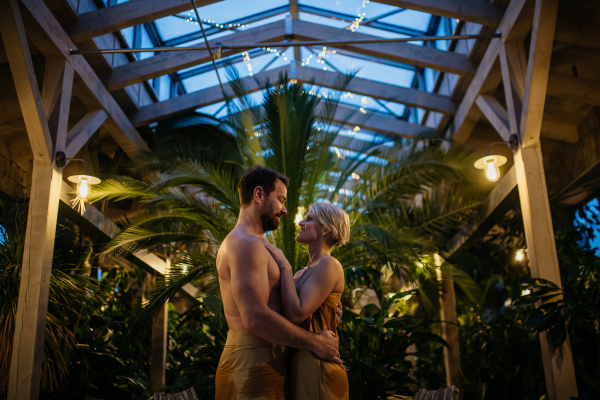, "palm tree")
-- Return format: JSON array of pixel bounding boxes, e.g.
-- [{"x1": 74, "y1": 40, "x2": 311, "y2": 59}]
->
[{"x1": 88, "y1": 68, "x2": 485, "y2": 319}]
